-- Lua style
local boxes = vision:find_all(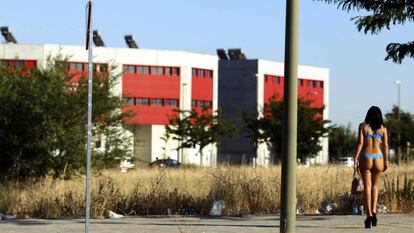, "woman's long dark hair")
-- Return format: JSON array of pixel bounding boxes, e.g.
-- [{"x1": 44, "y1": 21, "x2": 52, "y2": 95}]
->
[{"x1": 364, "y1": 106, "x2": 384, "y2": 130}]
